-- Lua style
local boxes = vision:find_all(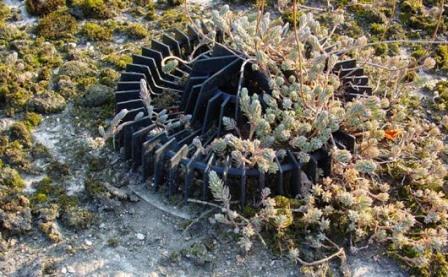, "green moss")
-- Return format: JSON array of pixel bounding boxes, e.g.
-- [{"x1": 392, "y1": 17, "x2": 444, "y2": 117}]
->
[
  {"x1": 32, "y1": 192, "x2": 49, "y2": 204},
  {"x1": 99, "y1": 68, "x2": 119, "y2": 87},
  {"x1": 72, "y1": 99, "x2": 114, "y2": 131},
  {"x1": 385, "y1": 23, "x2": 407, "y2": 40},
  {"x1": 103, "y1": 53, "x2": 132, "y2": 69},
  {"x1": 374, "y1": 43, "x2": 388, "y2": 56},
  {"x1": 158, "y1": 8, "x2": 188, "y2": 29},
  {"x1": 0, "y1": 85, "x2": 31, "y2": 116},
  {"x1": 435, "y1": 45, "x2": 448, "y2": 71},
  {"x1": 403, "y1": 70, "x2": 417, "y2": 82},
  {"x1": 407, "y1": 15, "x2": 438, "y2": 33},
  {"x1": 144, "y1": 1, "x2": 156, "y2": 20},
  {"x1": 281, "y1": 10, "x2": 302, "y2": 26},
  {"x1": 56, "y1": 60, "x2": 97, "y2": 97},
  {"x1": 134, "y1": 0, "x2": 154, "y2": 5},
  {"x1": 401, "y1": 94, "x2": 421, "y2": 109},
  {"x1": 0, "y1": 192, "x2": 31, "y2": 235},
  {"x1": 81, "y1": 22, "x2": 112, "y2": 41},
  {"x1": 38, "y1": 67, "x2": 53, "y2": 82},
  {"x1": 0, "y1": 23, "x2": 26, "y2": 47},
  {"x1": 25, "y1": 0, "x2": 65, "y2": 16},
  {"x1": 32, "y1": 176, "x2": 79, "y2": 211},
  {"x1": 23, "y1": 112, "x2": 43, "y2": 129},
  {"x1": 107, "y1": 238, "x2": 119, "y2": 247},
  {"x1": 77, "y1": 76, "x2": 98, "y2": 91},
  {"x1": 71, "y1": 0, "x2": 114, "y2": 19},
  {"x1": 370, "y1": 23, "x2": 387, "y2": 36},
  {"x1": 59, "y1": 60, "x2": 96, "y2": 79},
  {"x1": 0, "y1": 139, "x2": 31, "y2": 171},
  {"x1": 180, "y1": 242, "x2": 212, "y2": 265},
  {"x1": 124, "y1": 23, "x2": 149, "y2": 39},
  {"x1": 46, "y1": 161, "x2": 70, "y2": 180},
  {"x1": 85, "y1": 179, "x2": 108, "y2": 198},
  {"x1": 0, "y1": 2, "x2": 11, "y2": 22},
  {"x1": 400, "y1": 0, "x2": 423, "y2": 14},
  {"x1": 272, "y1": 196, "x2": 295, "y2": 229},
  {"x1": 0, "y1": 166, "x2": 25, "y2": 190},
  {"x1": 407, "y1": 251, "x2": 448, "y2": 277},
  {"x1": 87, "y1": 156, "x2": 107, "y2": 172},
  {"x1": 34, "y1": 177, "x2": 55, "y2": 195},
  {"x1": 432, "y1": 253, "x2": 448, "y2": 277},
  {"x1": 31, "y1": 143, "x2": 51, "y2": 160},
  {"x1": 9, "y1": 122, "x2": 33, "y2": 148},
  {"x1": 36, "y1": 10, "x2": 78, "y2": 40},
  {"x1": 398, "y1": 0, "x2": 441, "y2": 34},
  {"x1": 57, "y1": 194, "x2": 79, "y2": 211},
  {"x1": 432, "y1": 81, "x2": 448, "y2": 111},
  {"x1": 388, "y1": 42, "x2": 400, "y2": 55},
  {"x1": 61, "y1": 207, "x2": 94, "y2": 230},
  {"x1": 241, "y1": 206, "x2": 256, "y2": 218},
  {"x1": 39, "y1": 221, "x2": 62, "y2": 242},
  {"x1": 411, "y1": 45, "x2": 428, "y2": 60},
  {"x1": 349, "y1": 4, "x2": 385, "y2": 26},
  {"x1": 339, "y1": 21, "x2": 363, "y2": 38},
  {"x1": 28, "y1": 91, "x2": 67, "y2": 114},
  {"x1": 34, "y1": 39, "x2": 63, "y2": 66},
  {"x1": 166, "y1": 0, "x2": 185, "y2": 6}
]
